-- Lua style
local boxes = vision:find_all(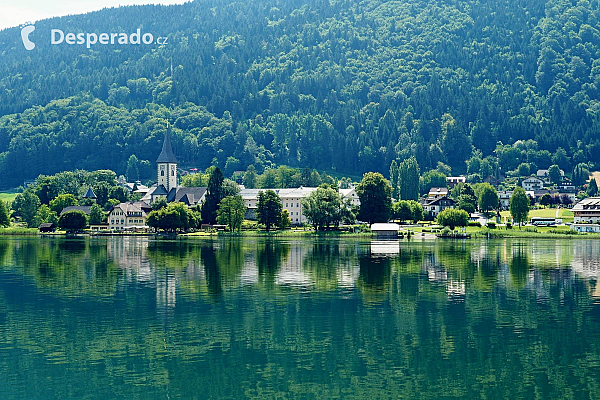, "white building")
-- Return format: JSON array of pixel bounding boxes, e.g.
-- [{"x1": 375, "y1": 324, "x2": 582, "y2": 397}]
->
[
  {"x1": 108, "y1": 201, "x2": 152, "y2": 231},
  {"x1": 446, "y1": 176, "x2": 466, "y2": 188},
  {"x1": 522, "y1": 177, "x2": 544, "y2": 191},
  {"x1": 420, "y1": 196, "x2": 456, "y2": 218},
  {"x1": 572, "y1": 197, "x2": 600, "y2": 224},
  {"x1": 427, "y1": 187, "x2": 449, "y2": 200},
  {"x1": 498, "y1": 190, "x2": 513, "y2": 210},
  {"x1": 339, "y1": 188, "x2": 360, "y2": 206},
  {"x1": 239, "y1": 186, "x2": 360, "y2": 225}
]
